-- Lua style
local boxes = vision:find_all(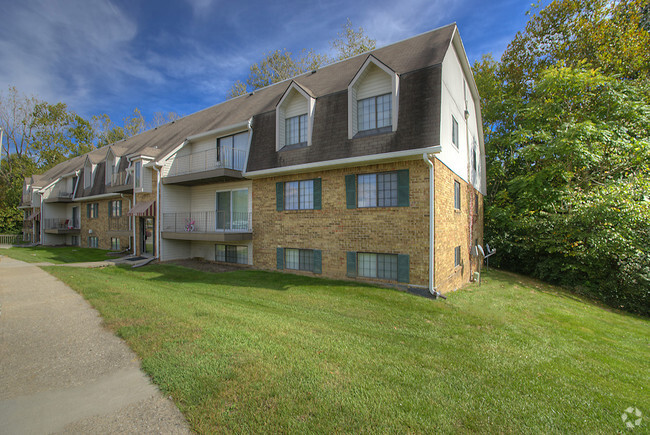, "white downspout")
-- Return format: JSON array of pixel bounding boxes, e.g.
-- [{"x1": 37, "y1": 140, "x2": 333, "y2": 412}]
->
[
  {"x1": 423, "y1": 153, "x2": 444, "y2": 299},
  {"x1": 38, "y1": 191, "x2": 44, "y2": 245},
  {"x1": 154, "y1": 165, "x2": 161, "y2": 260},
  {"x1": 131, "y1": 163, "x2": 136, "y2": 255}
]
